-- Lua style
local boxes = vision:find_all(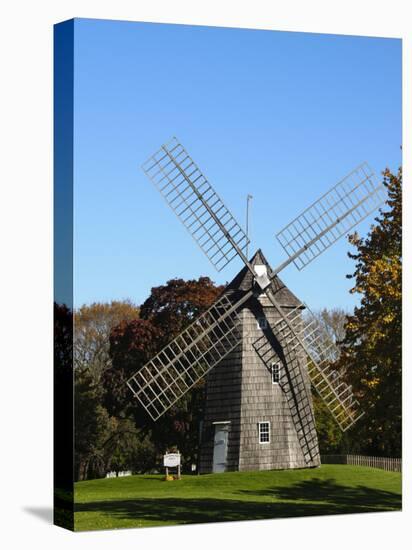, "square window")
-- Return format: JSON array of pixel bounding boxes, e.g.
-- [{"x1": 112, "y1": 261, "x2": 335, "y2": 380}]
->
[
  {"x1": 257, "y1": 317, "x2": 267, "y2": 330},
  {"x1": 258, "y1": 421, "x2": 270, "y2": 444},
  {"x1": 271, "y1": 362, "x2": 281, "y2": 384}
]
